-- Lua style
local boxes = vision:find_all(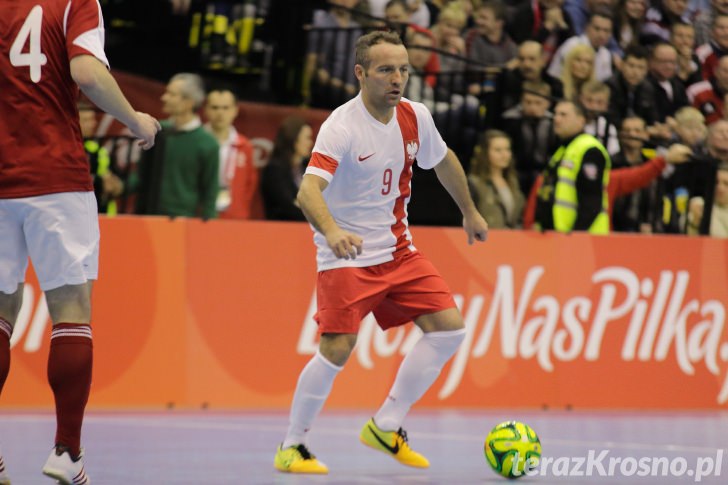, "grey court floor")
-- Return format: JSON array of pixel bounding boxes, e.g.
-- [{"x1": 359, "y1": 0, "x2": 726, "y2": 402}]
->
[{"x1": 0, "y1": 410, "x2": 726, "y2": 484}]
